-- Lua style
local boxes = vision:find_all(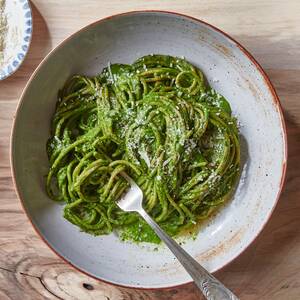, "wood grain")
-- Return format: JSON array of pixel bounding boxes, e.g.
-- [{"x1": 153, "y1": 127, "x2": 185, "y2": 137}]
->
[{"x1": 0, "y1": 0, "x2": 299, "y2": 299}]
